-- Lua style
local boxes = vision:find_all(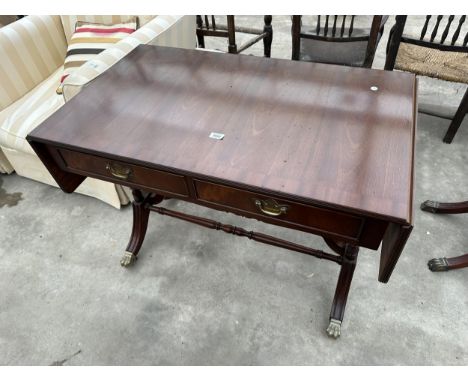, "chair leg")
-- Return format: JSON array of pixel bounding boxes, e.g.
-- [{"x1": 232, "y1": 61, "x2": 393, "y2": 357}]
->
[
  {"x1": 291, "y1": 15, "x2": 301, "y2": 60},
  {"x1": 263, "y1": 15, "x2": 273, "y2": 58},
  {"x1": 420, "y1": 200, "x2": 468, "y2": 214},
  {"x1": 420, "y1": 200, "x2": 468, "y2": 272},
  {"x1": 196, "y1": 32, "x2": 205, "y2": 48},
  {"x1": 443, "y1": 87, "x2": 468, "y2": 143},
  {"x1": 196, "y1": 16, "x2": 205, "y2": 48},
  {"x1": 227, "y1": 16, "x2": 237, "y2": 54},
  {"x1": 428, "y1": 253, "x2": 468, "y2": 272}
]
